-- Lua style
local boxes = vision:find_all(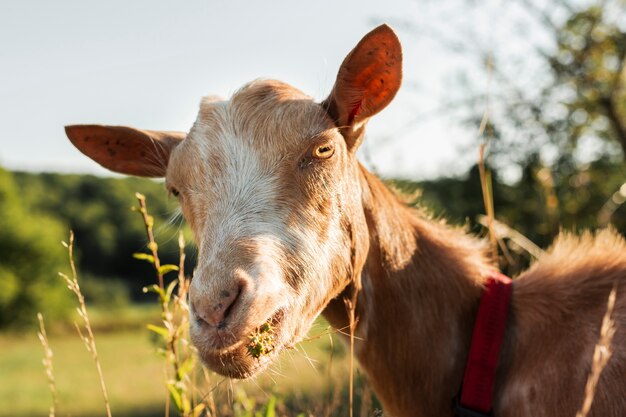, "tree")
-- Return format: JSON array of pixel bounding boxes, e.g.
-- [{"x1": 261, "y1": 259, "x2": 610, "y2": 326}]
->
[
  {"x1": 0, "y1": 168, "x2": 71, "y2": 329},
  {"x1": 12, "y1": 171, "x2": 191, "y2": 299},
  {"x1": 384, "y1": 0, "x2": 626, "y2": 245},
  {"x1": 391, "y1": 154, "x2": 626, "y2": 274},
  {"x1": 395, "y1": 0, "x2": 626, "y2": 170},
  {"x1": 548, "y1": 2, "x2": 626, "y2": 157}
]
